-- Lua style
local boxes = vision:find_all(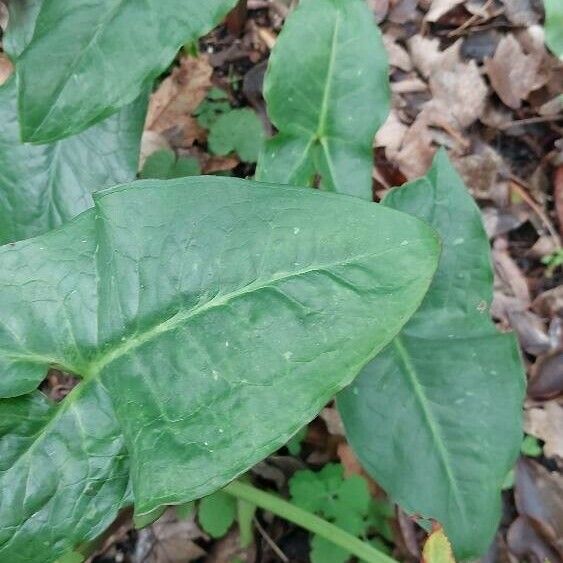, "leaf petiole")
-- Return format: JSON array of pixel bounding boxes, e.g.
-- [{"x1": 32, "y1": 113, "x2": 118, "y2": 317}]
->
[{"x1": 224, "y1": 480, "x2": 397, "y2": 563}]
